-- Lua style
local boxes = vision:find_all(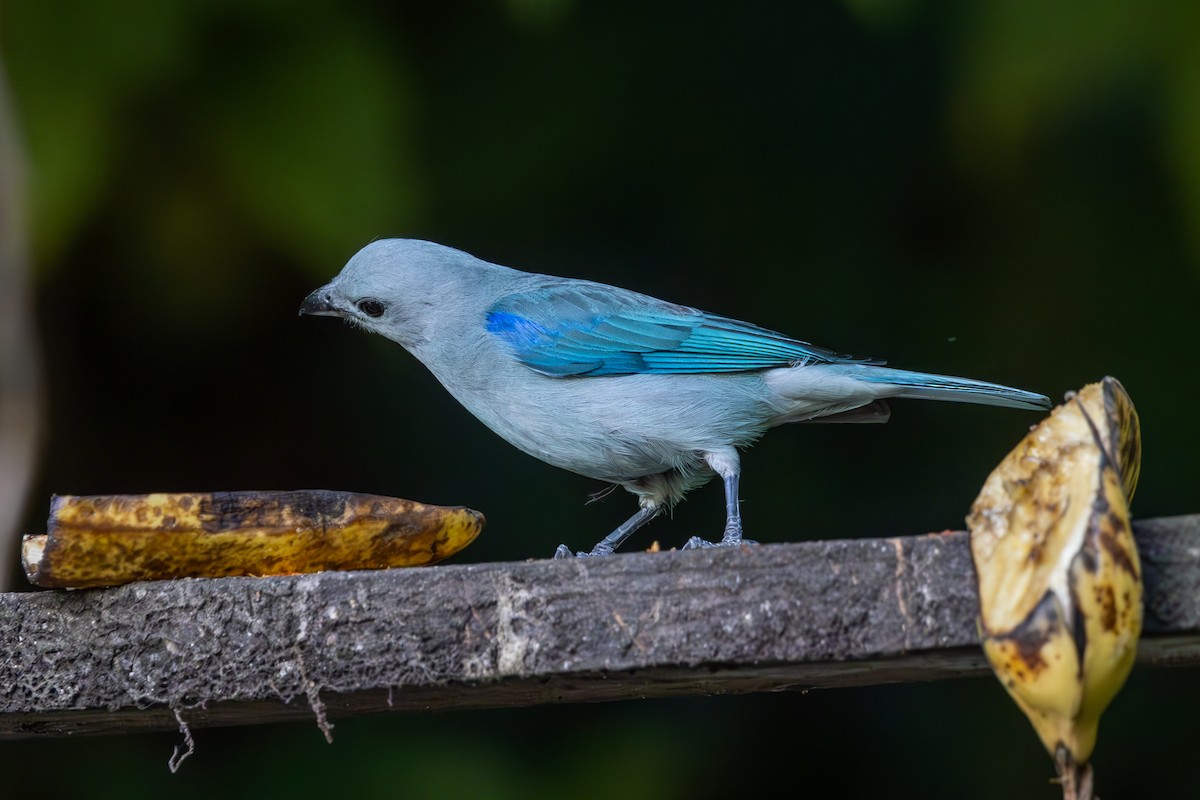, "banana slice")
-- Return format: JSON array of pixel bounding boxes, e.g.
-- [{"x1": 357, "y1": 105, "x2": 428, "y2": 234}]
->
[
  {"x1": 23, "y1": 490, "x2": 484, "y2": 588},
  {"x1": 968, "y1": 377, "x2": 1141, "y2": 784}
]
